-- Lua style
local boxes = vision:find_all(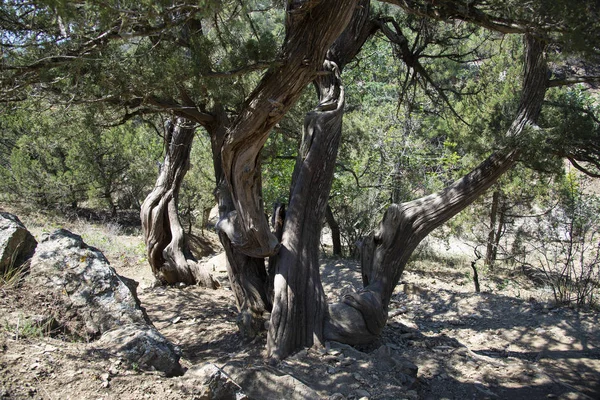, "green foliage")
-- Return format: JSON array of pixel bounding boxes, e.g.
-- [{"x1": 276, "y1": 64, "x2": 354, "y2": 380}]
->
[
  {"x1": 528, "y1": 173, "x2": 600, "y2": 308},
  {"x1": 0, "y1": 103, "x2": 163, "y2": 211}
]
